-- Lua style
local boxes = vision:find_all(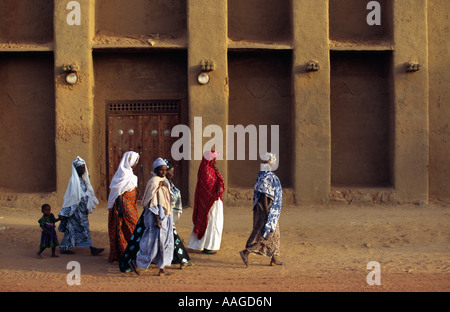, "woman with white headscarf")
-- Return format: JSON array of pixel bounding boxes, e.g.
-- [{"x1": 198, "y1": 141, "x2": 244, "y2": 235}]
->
[
  {"x1": 58, "y1": 156, "x2": 104, "y2": 255},
  {"x1": 107, "y1": 151, "x2": 140, "y2": 263},
  {"x1": 126, "y1": 157, "x2": 174, "y2": 276},
  {"x1": 239, "y1": 153, "x2": 284, "y2": 267}
]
